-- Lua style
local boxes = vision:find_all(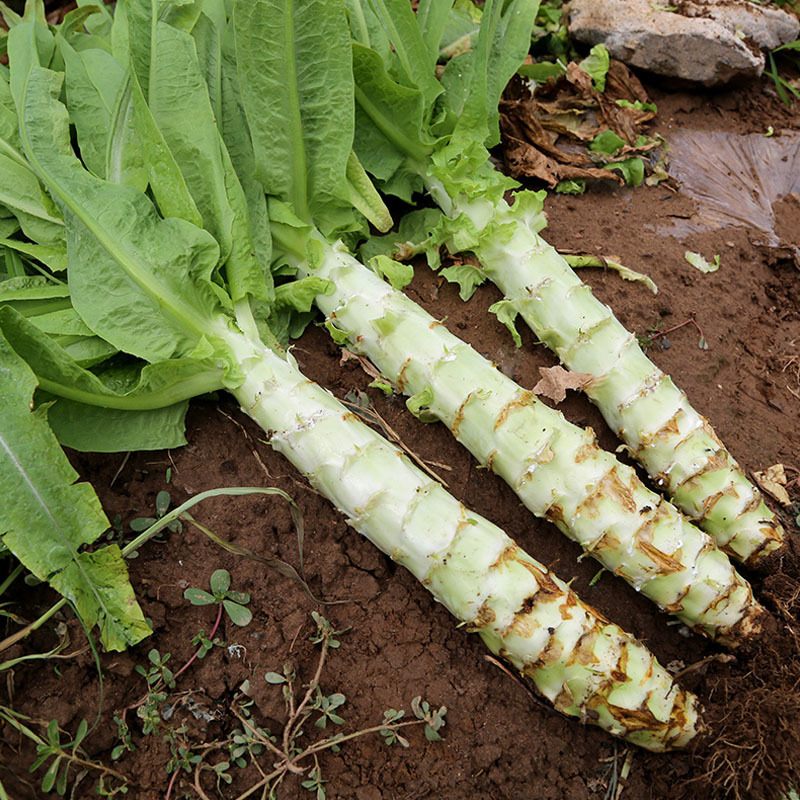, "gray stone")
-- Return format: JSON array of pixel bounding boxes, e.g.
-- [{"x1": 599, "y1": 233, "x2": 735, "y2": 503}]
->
[
  {"x1": 681, "y1": 1, "x2": 800, "y2": 51},
  {"x1": 567, "y1": 0, "x2": 800, "y2": 87}
]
